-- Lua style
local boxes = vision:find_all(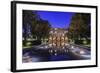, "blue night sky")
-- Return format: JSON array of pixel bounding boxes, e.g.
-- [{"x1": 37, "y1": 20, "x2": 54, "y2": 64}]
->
[{"x1": 37, "y1": 11, "x2": 75, "y2": 28}]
